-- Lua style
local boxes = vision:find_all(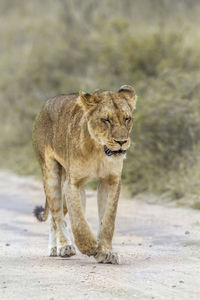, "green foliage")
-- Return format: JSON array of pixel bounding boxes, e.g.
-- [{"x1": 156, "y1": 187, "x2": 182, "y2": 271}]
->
[
  {"x1": 123, "y1": 70, "x2": 200, "y2": 200},
  {"x1": 1, "y1": 0, "x2": 200, "y2": 207}
]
